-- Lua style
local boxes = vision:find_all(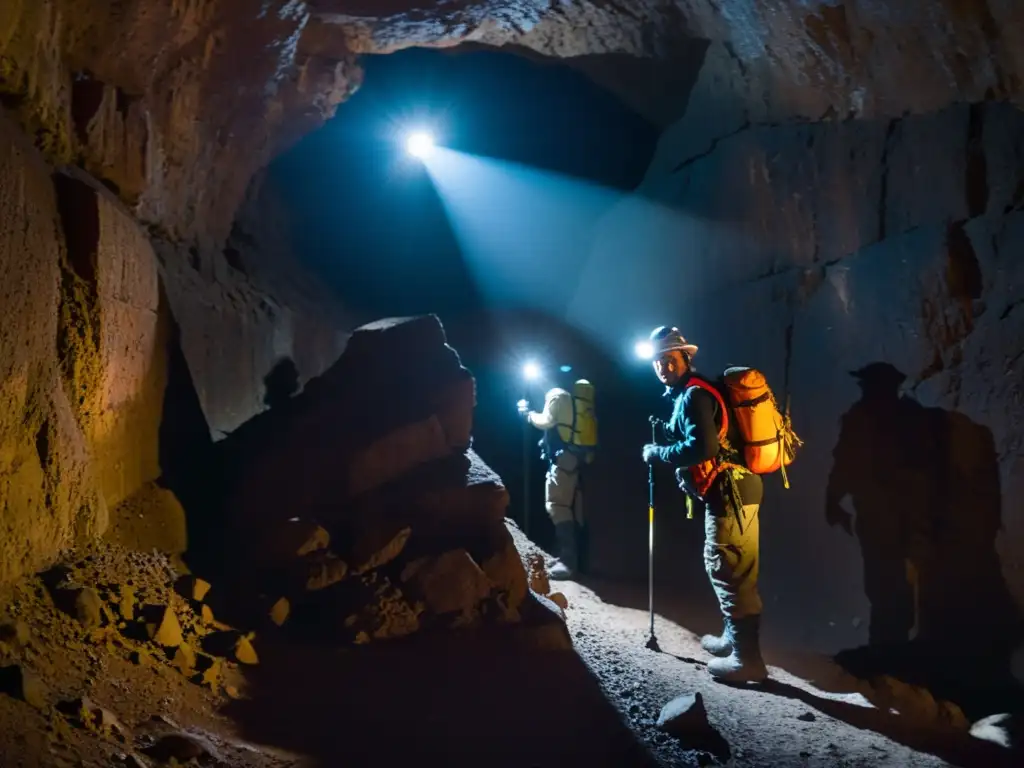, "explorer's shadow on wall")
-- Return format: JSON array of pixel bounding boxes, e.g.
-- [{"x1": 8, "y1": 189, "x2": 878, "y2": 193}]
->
[{"x1": 825, "y1": 362, "x2": 1024, "y2": 718}]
